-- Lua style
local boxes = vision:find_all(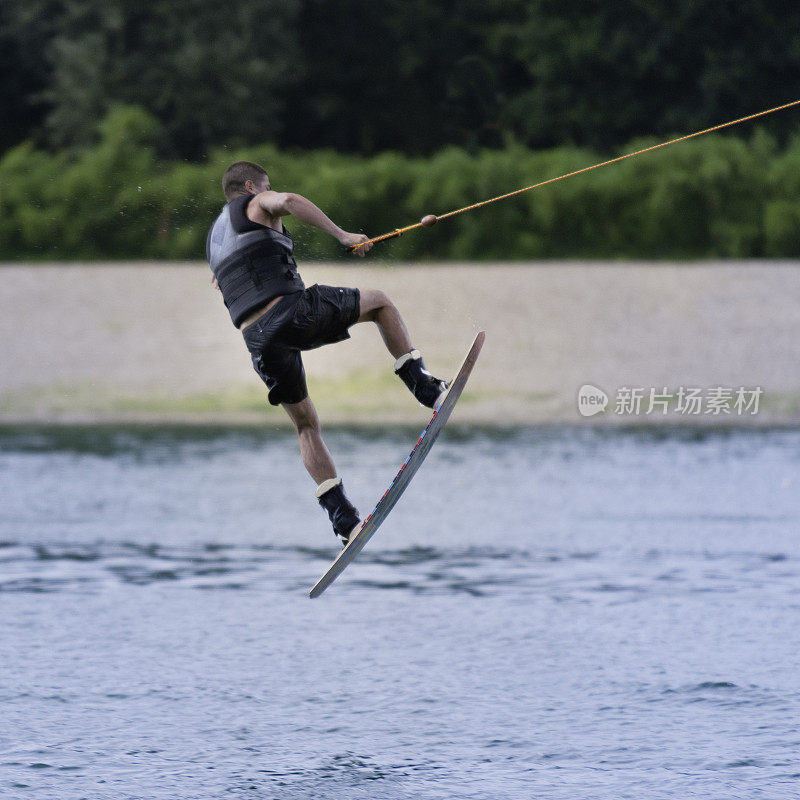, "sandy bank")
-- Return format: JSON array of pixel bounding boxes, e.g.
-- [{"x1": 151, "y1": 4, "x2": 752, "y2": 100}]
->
[{"x1": 2, "y1": 261, "x2": 799, "y2": 426}]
